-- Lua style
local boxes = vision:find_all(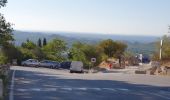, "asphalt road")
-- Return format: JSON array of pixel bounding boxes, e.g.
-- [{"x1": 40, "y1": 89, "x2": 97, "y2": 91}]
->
[{"x1": 8, "y1": 66, "x2": 170, "y2": 100}]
